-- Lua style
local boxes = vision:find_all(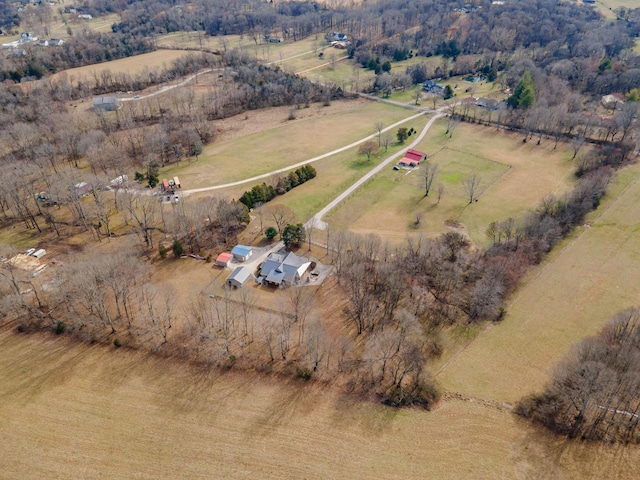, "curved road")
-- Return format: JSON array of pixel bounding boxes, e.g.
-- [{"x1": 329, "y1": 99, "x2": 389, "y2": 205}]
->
[{"x1": 307, "y1": 110, "x2": 445, "y2": 230}]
